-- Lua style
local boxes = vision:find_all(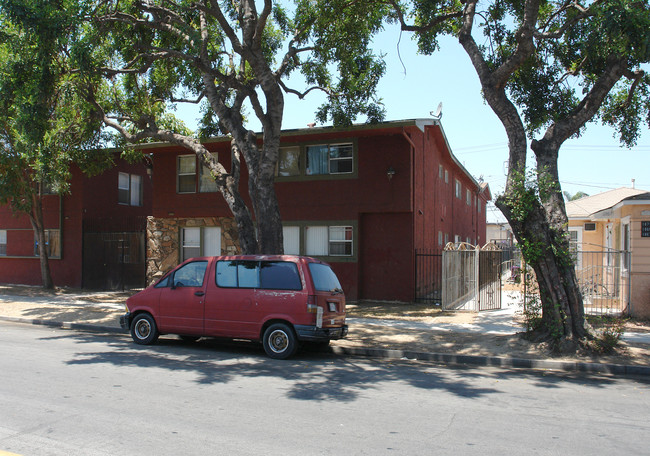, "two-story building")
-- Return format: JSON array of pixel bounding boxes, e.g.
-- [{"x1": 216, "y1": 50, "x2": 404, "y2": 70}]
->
[
  {"x1": 143, "y1": 119, "x2": 490, "y2": 302},
  {"x1": 0, "y1": 157, "x2": 152, "y2": 289}
]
